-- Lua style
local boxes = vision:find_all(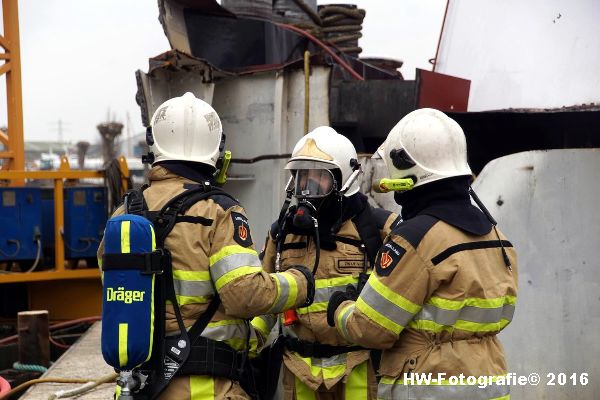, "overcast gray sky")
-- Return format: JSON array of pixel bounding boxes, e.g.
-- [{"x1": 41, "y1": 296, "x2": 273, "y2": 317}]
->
[{"x1": 0, "y1": 0, "x2": 445, "y2": 144}]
